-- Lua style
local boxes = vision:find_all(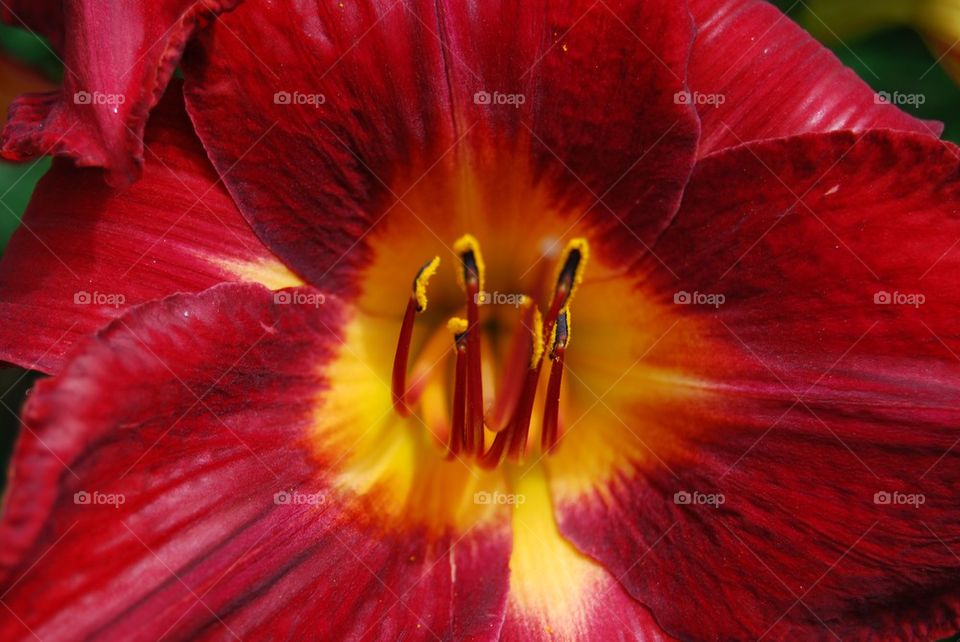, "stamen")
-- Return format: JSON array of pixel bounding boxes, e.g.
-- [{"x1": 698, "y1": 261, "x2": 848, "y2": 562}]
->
[
  {"x1": 454, "y1": 234, "x2": 486, "y2": 455},
  {"x1": 452, "y1": 234, "x2": 486, "y2": 293},
  {"x1": 446, "y1": 318, "x2": 469, "y2": 459},
  {"x1": 392, "y1": 257, "x2": 440, "y2": 416},
  {"x1": 506, "y1": 367, "x2": 541, "y2": 462},
  {"x1": 503, "y1": 307, "x2": 547, "y2": 460},
  {"x1": 403, "y1": 317, "x2": 456, "y2": 408},
  {"x1": 546, "y1": 238, "x2": 589, "y2": 326},
  {"x1": 479, "y1": 428, "x2": 509, "y2": 469},
  {"x1": 505, "y1": 238, "x2": 582, "y2": 461},
  {"x1": 541, "y1": 308, "x2": 570, "y2": 454},
  {"x1": 530, "y1": 305, "x2": 546, "y2": 367},
  {"x1": 413, "y1": 256, "x2": 441, "y2": 312},
  {"x1": 549, "y1": 306, "x2": 571, "y2": 360},
  {"x1": 392, "y1": 234, "x2": 587, "y2": 465}
]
